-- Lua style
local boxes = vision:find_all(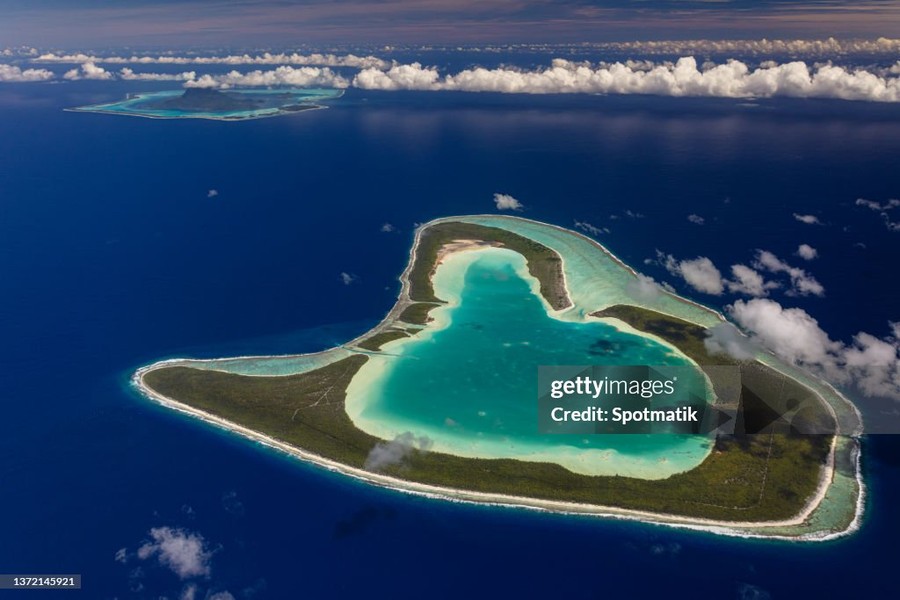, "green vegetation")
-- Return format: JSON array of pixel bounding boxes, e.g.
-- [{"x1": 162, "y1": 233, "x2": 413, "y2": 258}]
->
[
  {"x1": 152, "y1": 88, "x2": 261, "y2": 112},
  {"x1": 143, "y1": 302, "x2": 832, "y2": 521},
  {"x1": 140, "y1": 238, "x2": 836, "y2": 524},
  {"x1": 593, "y1": 305, "x2": 836, "y2": 436},
  {"x1": 398, "y1": 302, "x2": 442, "y2": 325},
  {"x1": 356, "y1": 330, "x2": 410, "y2": 351},
  {"x1": 592, "y1": 305, "x2": 733, "y2": 365},
  {"x1": 143, "y1": 356, "x2": 379, "y2": 467},
  {"x1": 409, "y1": 222, "x2": 571, "y2": 310}
]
